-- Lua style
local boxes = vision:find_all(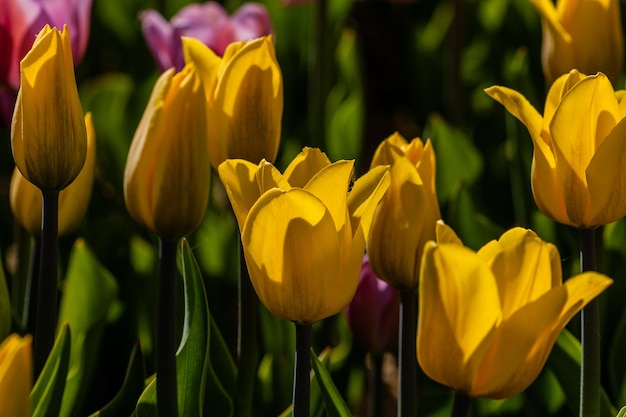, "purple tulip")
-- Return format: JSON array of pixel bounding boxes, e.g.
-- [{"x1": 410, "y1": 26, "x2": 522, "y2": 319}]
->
[
  {"x1": 345, "y1": 254, "x2": 400, "y2": 354},
  {"x1": 140, "y1": 2, "x2": 273, "y2": 73}
]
